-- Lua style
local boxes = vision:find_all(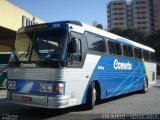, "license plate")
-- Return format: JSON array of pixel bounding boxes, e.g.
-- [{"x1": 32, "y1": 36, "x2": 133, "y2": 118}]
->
[{"x1": 21, "y1": 96, "x2": 32, "y2": 102}]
